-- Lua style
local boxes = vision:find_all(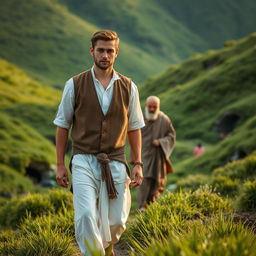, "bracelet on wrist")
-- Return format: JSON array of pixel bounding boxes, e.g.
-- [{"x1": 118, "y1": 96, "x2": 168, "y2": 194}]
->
[{"x1": 133, "y1": 161, "x2": 144, "y2": 168}]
